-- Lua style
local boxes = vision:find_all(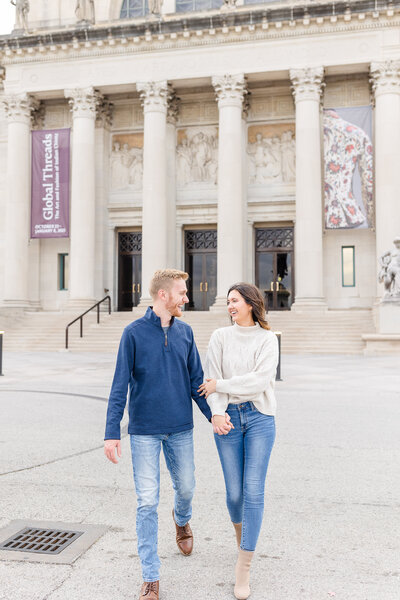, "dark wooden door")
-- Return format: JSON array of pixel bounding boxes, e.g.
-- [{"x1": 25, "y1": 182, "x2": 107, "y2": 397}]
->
[
  {"x1": 185, "y1": 230, "x2": 217, "y2": 311},
  {"x1": 118, "y1": 232, "x2": 142, "y2": 311},
  {"x1": 255, "y1": 228, "x2": 294, "y2": 311}
]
